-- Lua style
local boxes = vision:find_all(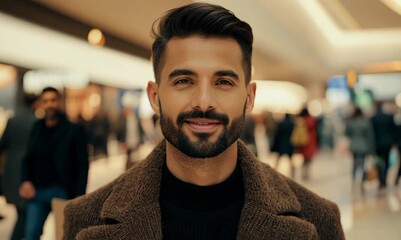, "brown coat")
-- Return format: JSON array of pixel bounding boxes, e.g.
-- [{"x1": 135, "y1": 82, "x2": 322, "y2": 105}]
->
[{"x1": 63, "y1": 141, "x2": 344, "y2": 240}]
